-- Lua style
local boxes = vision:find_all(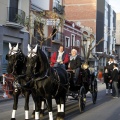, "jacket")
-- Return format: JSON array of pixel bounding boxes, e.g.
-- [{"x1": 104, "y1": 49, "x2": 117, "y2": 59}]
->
[
  {"x1": 69, "y1": 55, "x2": 81, "y2": 69},
  {"x1": 106, "y1": 61, "x2": 114, "y2": 79},
  {"x1": 50, "y1": 51, "x2": 69, "y2": 67},
  {"x1": 111, "y1": 67, "x2": 119, "y2": 82}
]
